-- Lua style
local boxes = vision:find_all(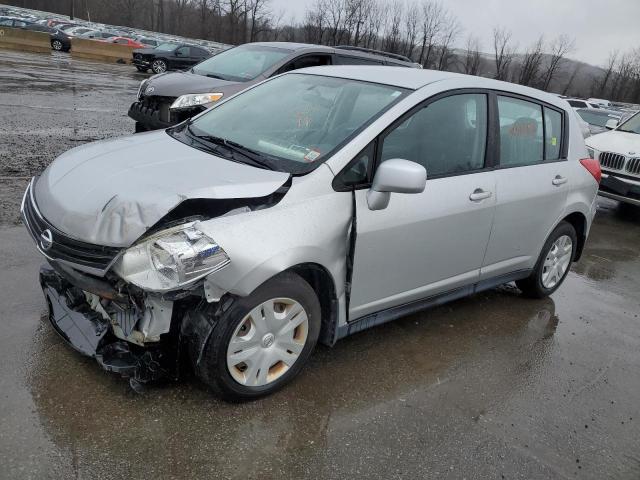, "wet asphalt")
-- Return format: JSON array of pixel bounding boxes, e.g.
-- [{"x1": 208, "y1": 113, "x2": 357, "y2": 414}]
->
[{"x1": 1, "y1": 49, "x2": 640, "y2": 479}]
